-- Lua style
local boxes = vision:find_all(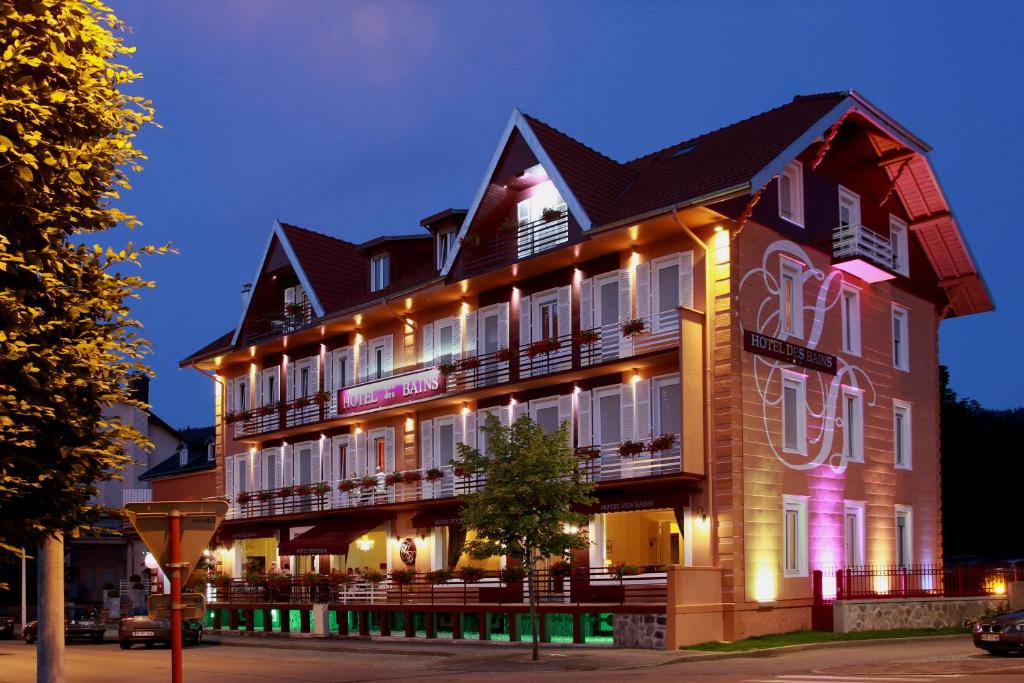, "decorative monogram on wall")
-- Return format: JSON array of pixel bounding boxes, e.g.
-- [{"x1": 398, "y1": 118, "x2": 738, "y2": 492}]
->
[
  {"x1": 739, "y1": 240, "x2": 877, "y2": 472},
  {"x1": 399, "y1": 537, "x2": 417, "y2": 565}
]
